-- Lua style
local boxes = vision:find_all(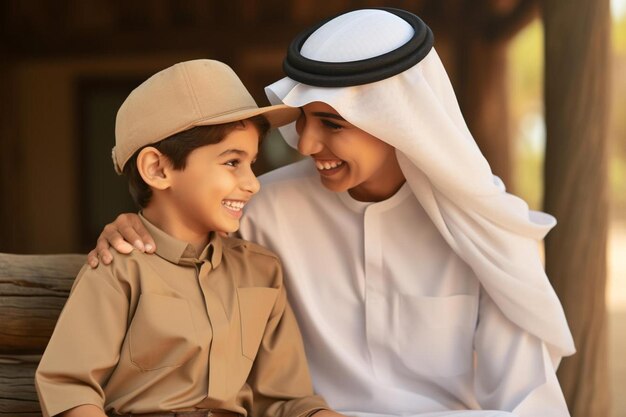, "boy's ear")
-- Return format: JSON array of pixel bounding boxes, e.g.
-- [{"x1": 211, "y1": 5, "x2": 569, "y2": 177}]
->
[{"x1": 136, "y1": 147, "x2": 173, "y2": 190}]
